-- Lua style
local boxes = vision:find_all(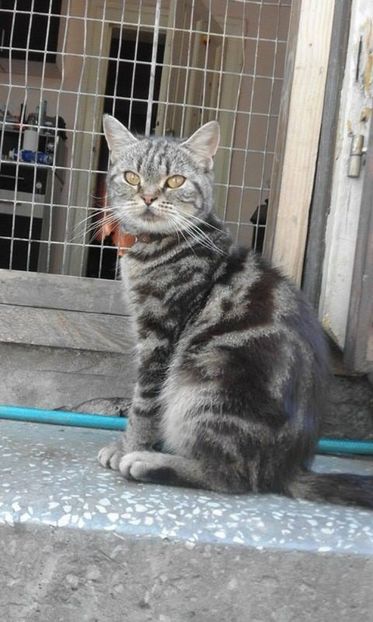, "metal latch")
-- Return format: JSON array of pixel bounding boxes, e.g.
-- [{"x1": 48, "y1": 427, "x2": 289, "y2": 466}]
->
[{"x1": 347, "y1": 134, "x2": 367, "y2": 178}]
